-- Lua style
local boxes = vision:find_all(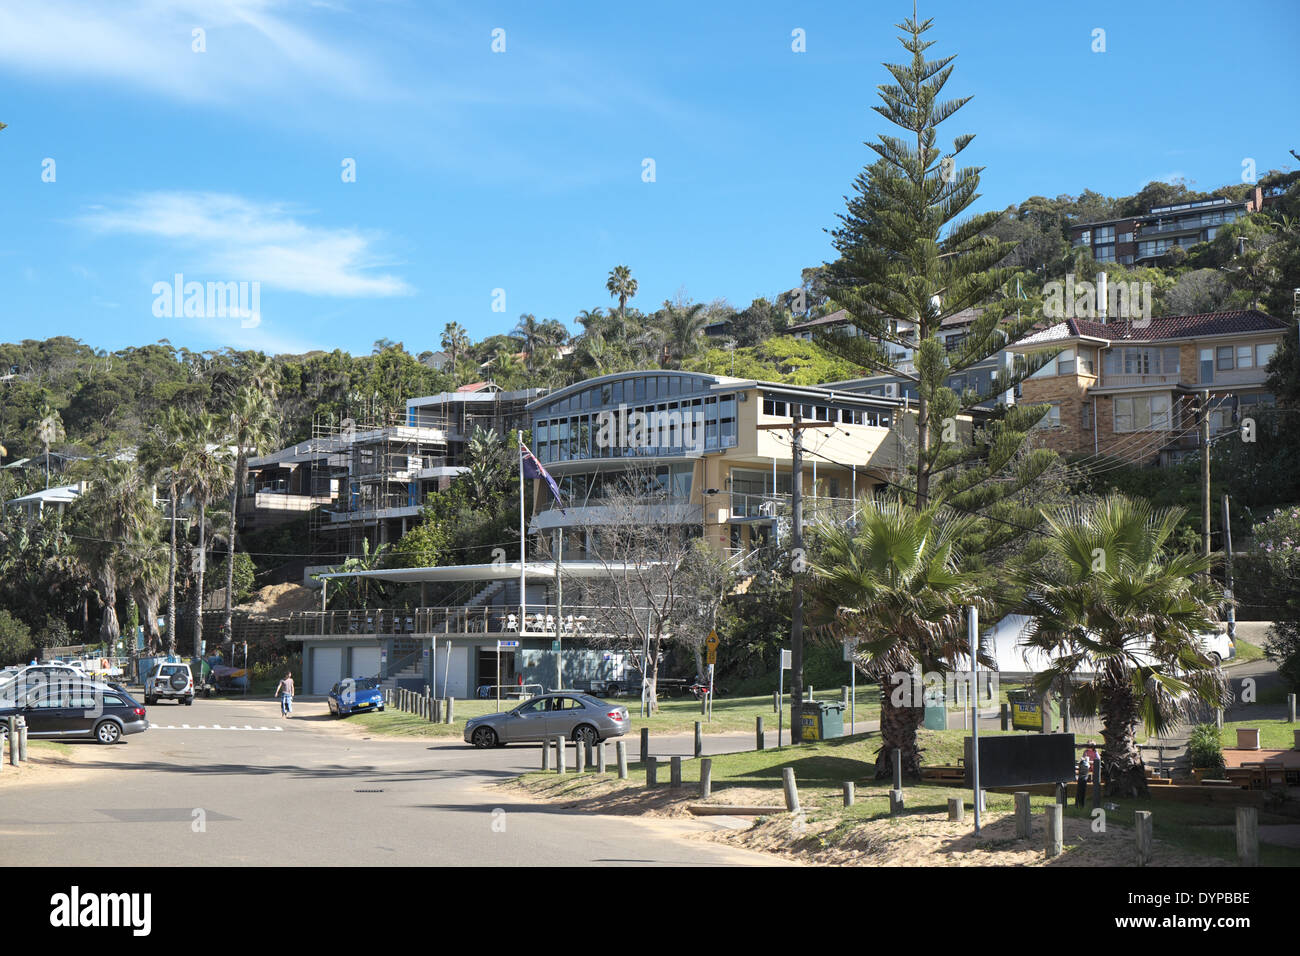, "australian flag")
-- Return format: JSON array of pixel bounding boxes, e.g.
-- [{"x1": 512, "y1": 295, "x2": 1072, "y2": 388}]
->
[{"x1": 521, "y1": 443, "x2": 565, "y2": 514}]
